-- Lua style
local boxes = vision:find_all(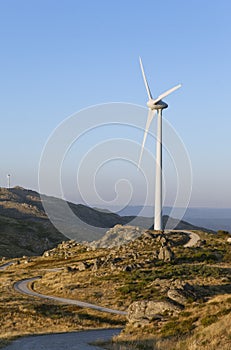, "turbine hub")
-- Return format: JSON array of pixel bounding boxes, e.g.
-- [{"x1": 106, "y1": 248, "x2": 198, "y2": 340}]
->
[{"x1": 147, "y1": 100, "x2": 168, "y2": 110}]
